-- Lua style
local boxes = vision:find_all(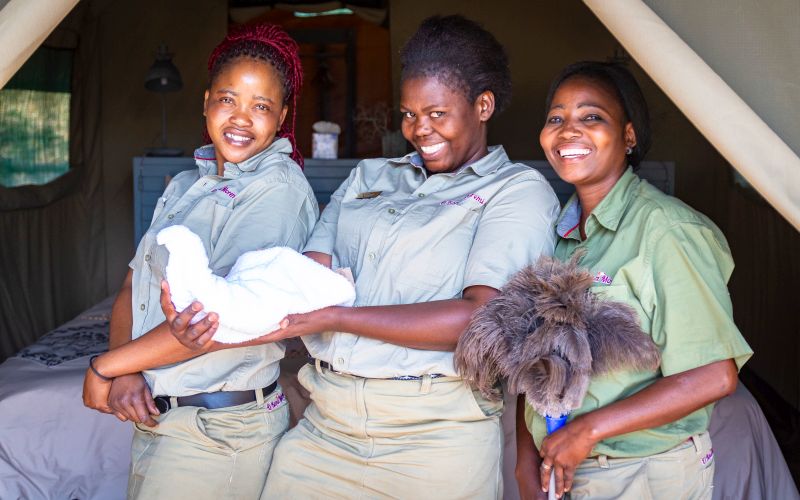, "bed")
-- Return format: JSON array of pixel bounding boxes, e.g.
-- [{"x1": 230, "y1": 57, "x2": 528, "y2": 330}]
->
[{"x1": 0, "y1": 297, "x2": 132, "y2": 500}]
